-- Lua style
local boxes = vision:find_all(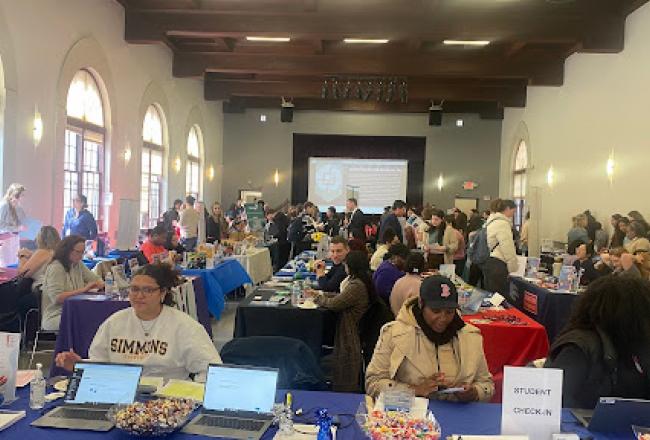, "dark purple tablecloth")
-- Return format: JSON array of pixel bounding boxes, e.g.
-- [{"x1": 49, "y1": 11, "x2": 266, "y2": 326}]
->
[{"x1": 49, "y1": 277, "x2": 211, "y2": 377}]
